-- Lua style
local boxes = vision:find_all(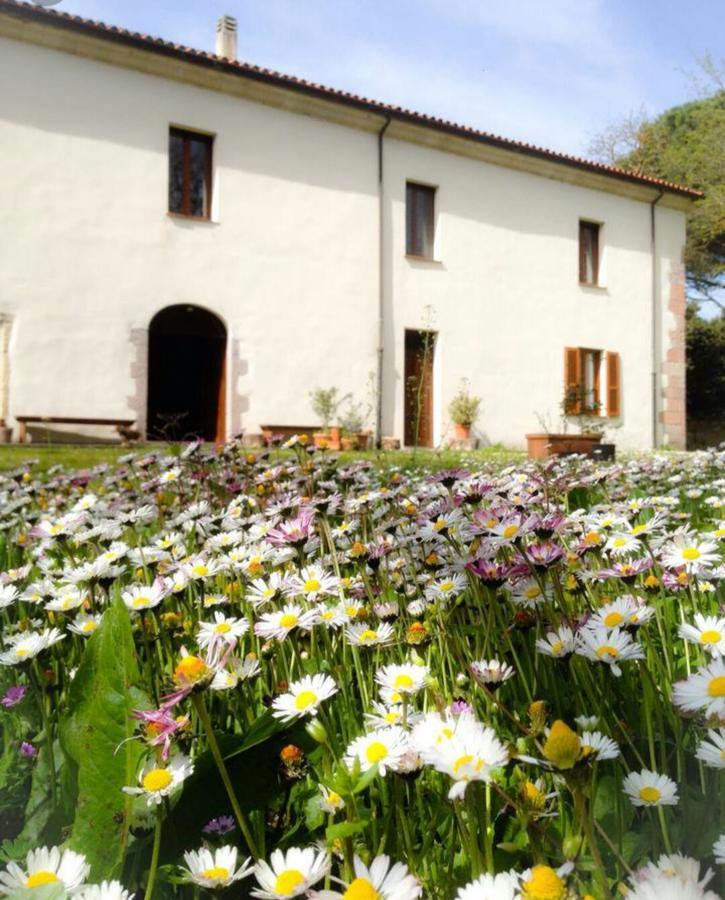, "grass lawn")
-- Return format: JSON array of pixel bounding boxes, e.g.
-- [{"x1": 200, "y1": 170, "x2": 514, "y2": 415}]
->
[{"x1": 0, "y1": 442, "x2": 525, "y2": 473}]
